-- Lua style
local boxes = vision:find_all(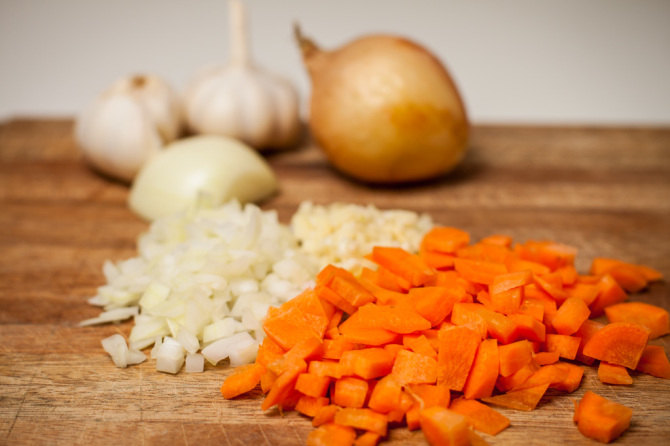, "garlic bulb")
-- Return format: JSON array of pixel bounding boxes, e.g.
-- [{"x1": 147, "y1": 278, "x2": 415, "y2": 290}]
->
[
  {"x1": 182, "y1": 0, "x2": 301, "y2": 150},
  {"x1": 75, "y1": 74, "x2": 183, "y2": 182}
]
